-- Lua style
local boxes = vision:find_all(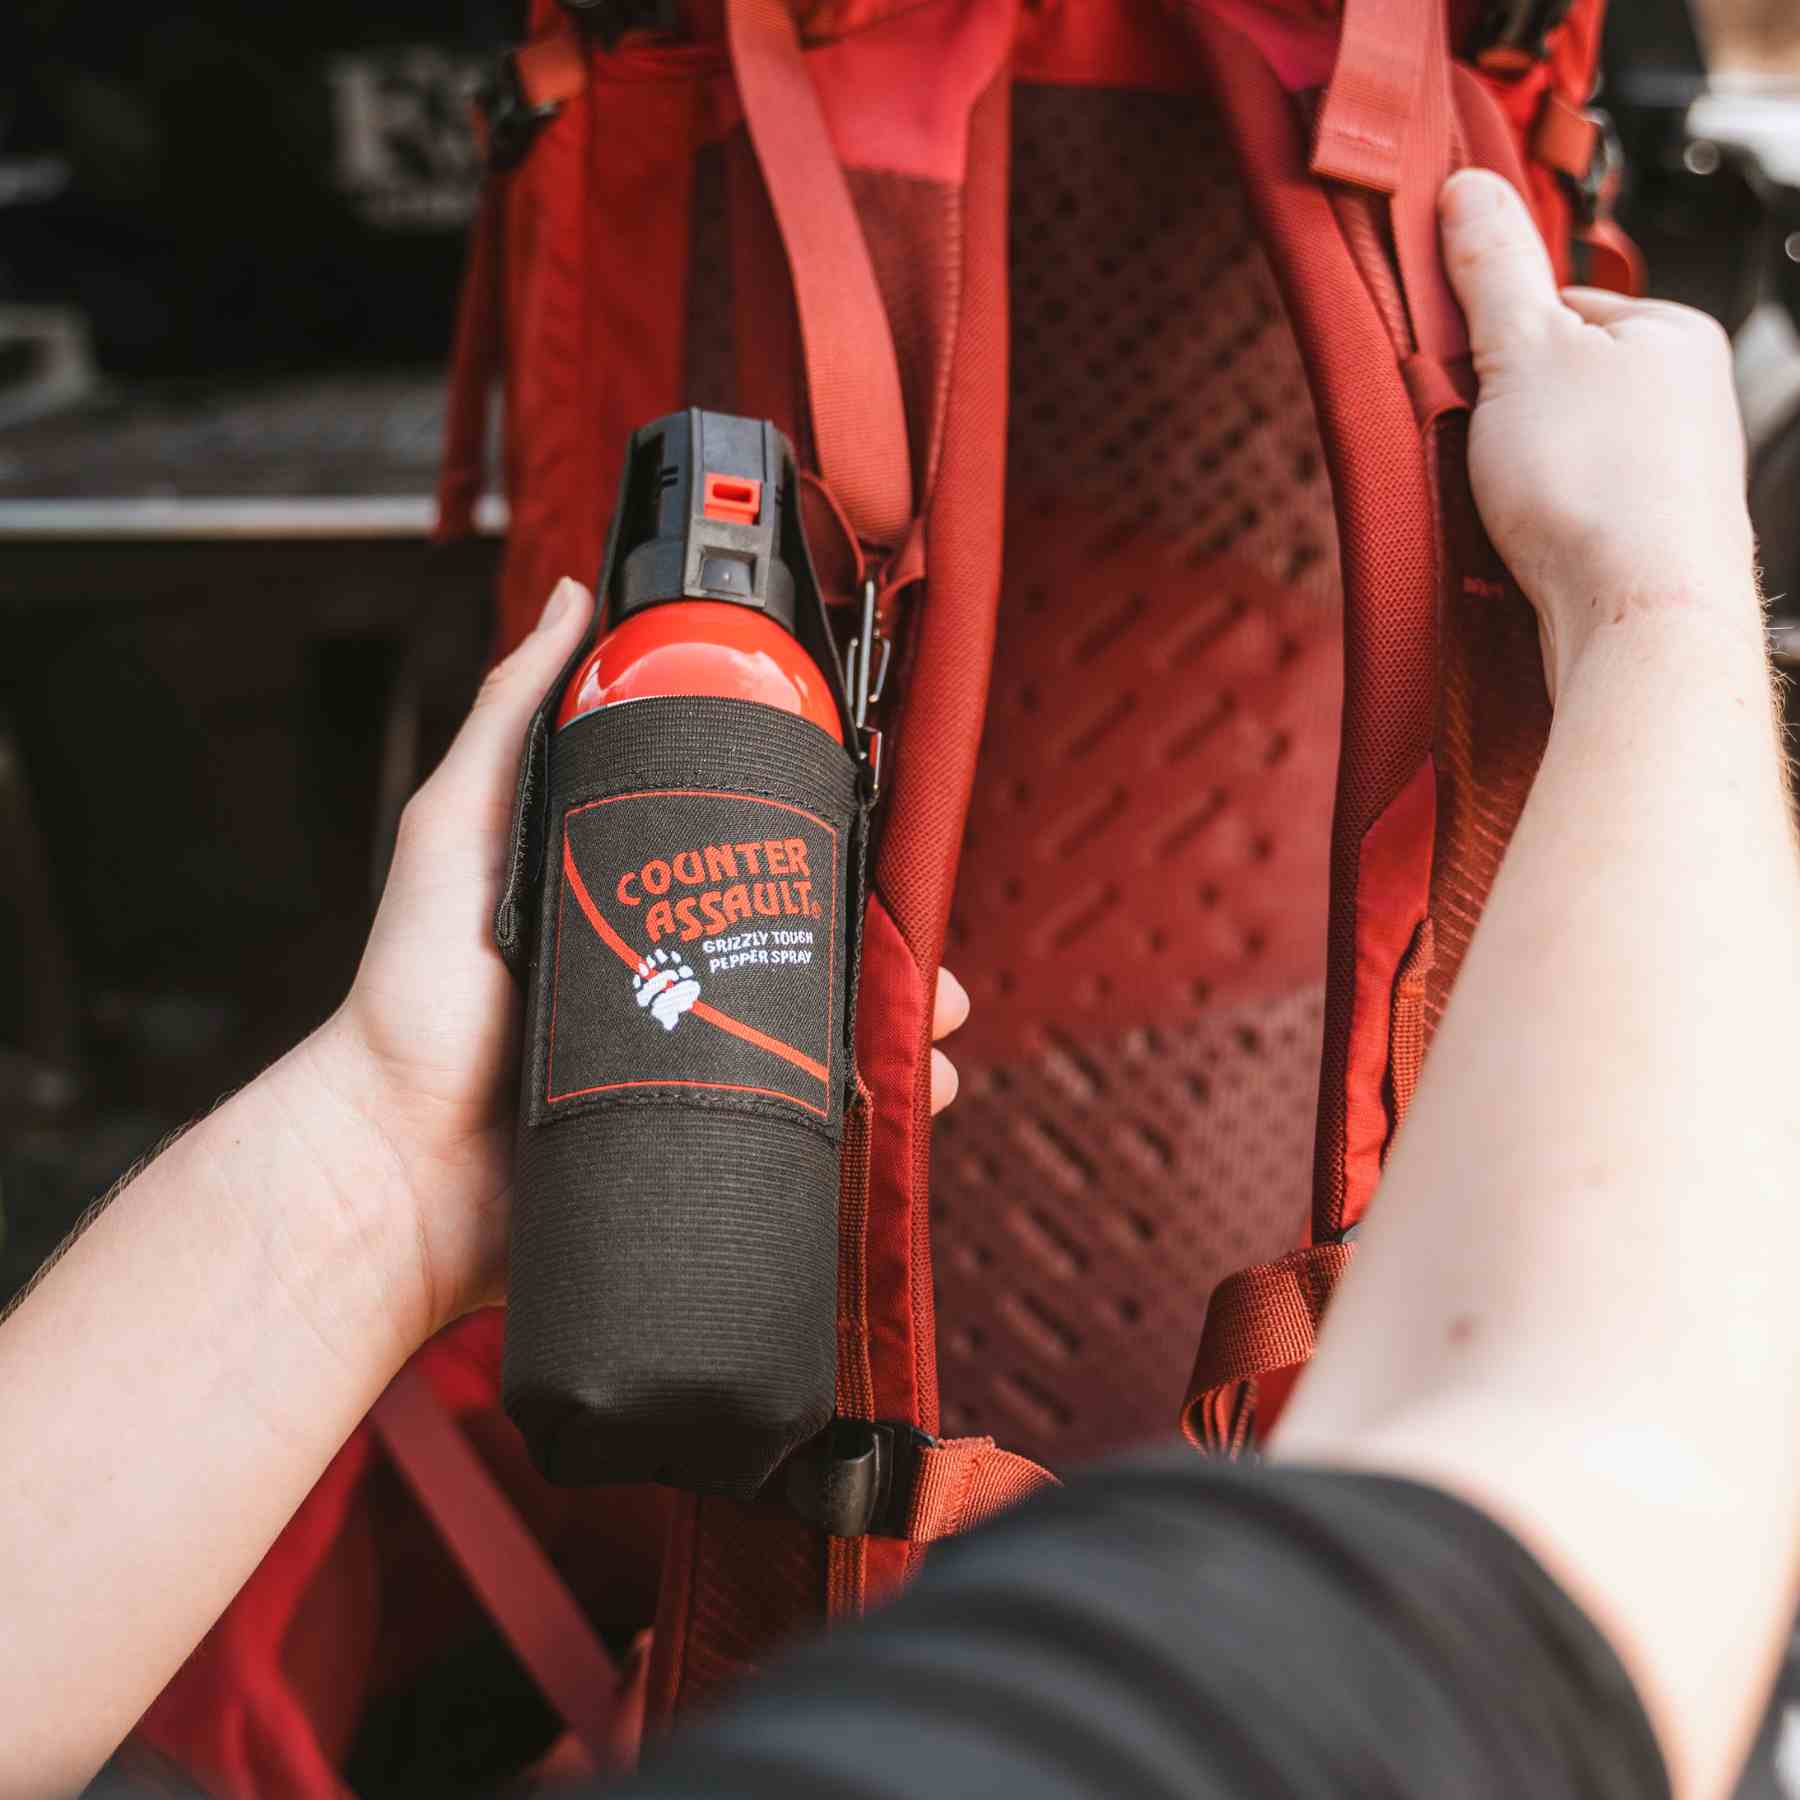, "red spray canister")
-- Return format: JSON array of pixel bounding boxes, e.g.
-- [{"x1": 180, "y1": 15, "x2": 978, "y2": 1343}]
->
[{"x1": 503, "y1": 410, "x2": 865, "y2": 1500}]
